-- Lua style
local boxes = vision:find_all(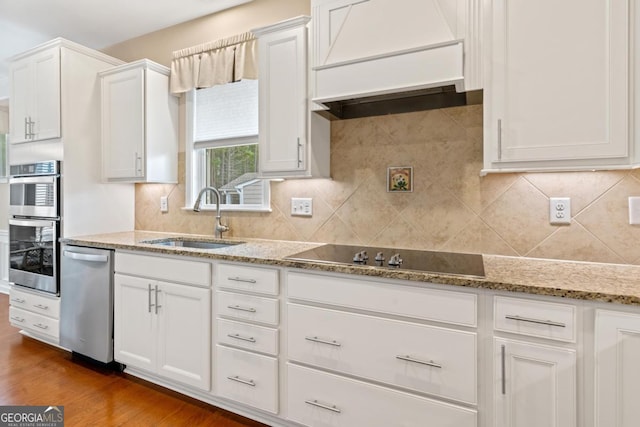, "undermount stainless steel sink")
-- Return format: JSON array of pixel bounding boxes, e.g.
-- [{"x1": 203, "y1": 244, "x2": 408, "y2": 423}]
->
[{"x1": 142, "y1": 238, "x2": 242, "y2": 250}]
